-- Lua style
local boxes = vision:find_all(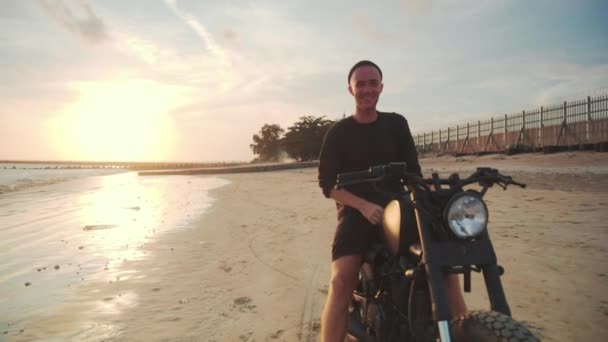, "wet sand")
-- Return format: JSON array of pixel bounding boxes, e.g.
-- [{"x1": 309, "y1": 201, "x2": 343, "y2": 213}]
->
[{"x1": 12, "y1": 151, "x2": 608, "y2": 341}]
